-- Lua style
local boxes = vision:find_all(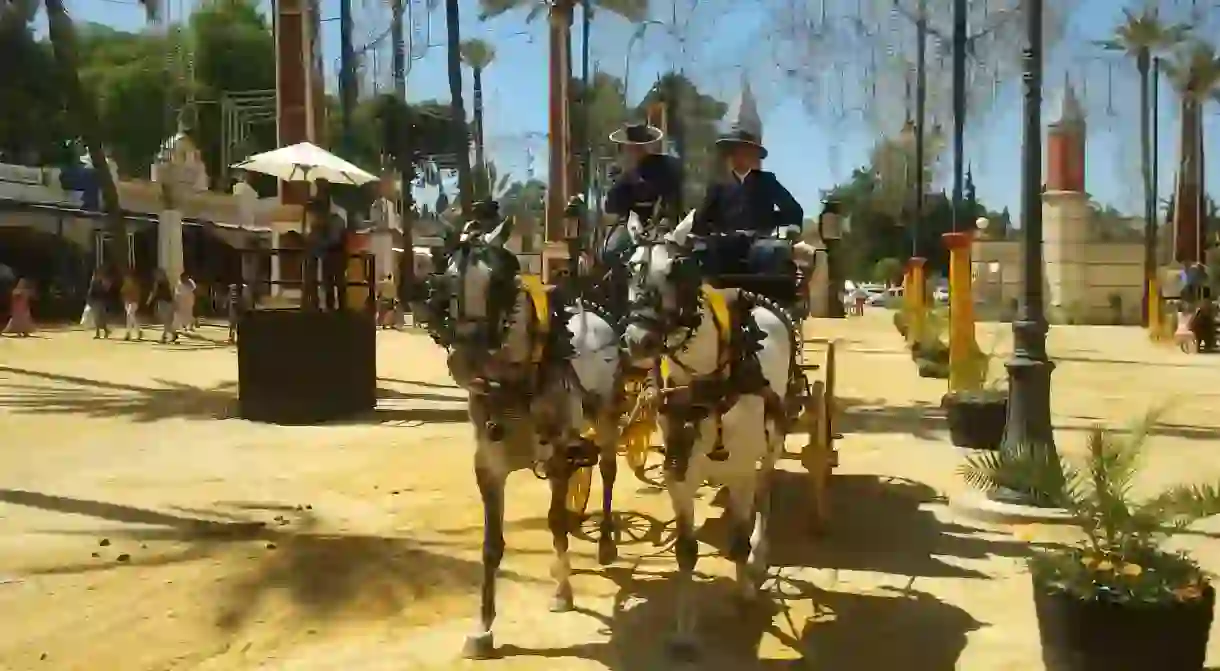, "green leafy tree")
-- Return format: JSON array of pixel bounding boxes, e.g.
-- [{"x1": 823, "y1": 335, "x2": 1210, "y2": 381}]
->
[
  {"x1": 871, "y1": 257, "x2": 903, "y2": 286},
  {"x1": 42, "y1": 0, "x2": 161, "y2": 271},
  {"x1": 1162, "y1": 41, "x2": 1220, "y2": 265},
  {"x1": 0, "y1": 1, "x2": 72, "y2": 164}
]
